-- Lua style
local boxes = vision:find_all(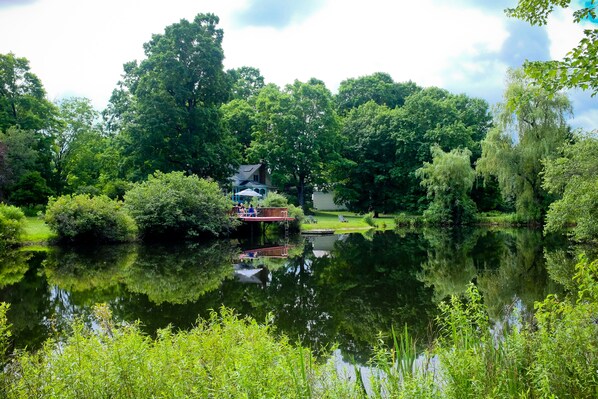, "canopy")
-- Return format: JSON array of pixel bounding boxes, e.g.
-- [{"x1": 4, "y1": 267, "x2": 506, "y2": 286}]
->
[{"x1": 236, "y1": 188, "x2": 262, "y2": 197}]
